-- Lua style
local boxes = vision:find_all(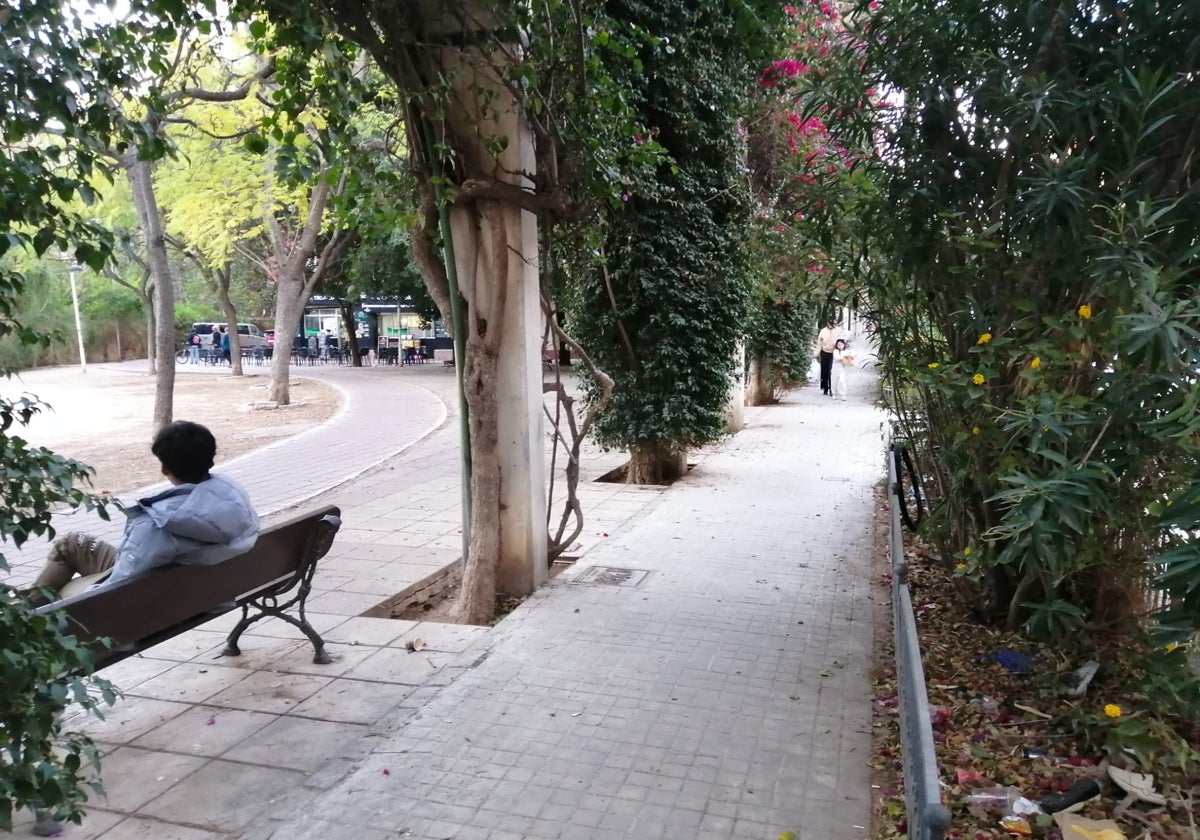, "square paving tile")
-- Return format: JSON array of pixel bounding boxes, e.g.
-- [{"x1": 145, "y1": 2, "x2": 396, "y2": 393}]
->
[
  {"x1": 397, "y1": 622, "x2": 491, "y2": 653},
  {"x1": 139, "y1": 629, "x2": 229, "y2": 663},
  {"x1": 124, "y1": 661, "x2": 252, "y2": 704},
  {"x1": 306, "y1": 589, "x2": 387, "y2": 616},
  {"x1": 220, "y1": 716, "x2": 368, "y2": 771},
  {"x1": 339, "y1": 646, "x2": 447, "y2": 685},
  {"x1": 268, "y1": 641, "x2": 380, "y2": 678},
  {"x1": 8, "y1": 806, "x2": 124, "y2": 839},
  {"x1": 138, "y1": 758, "x2": 305, "y2": 832},
  {"x1": 203, "y1": 670, "x2": 333, "y2": 715},
  {"x1": 70, "y1": 697, "x2": 192, "y2": 746},
  {"x1": 206, "y1": 637, "x2": 306, "y2": 671},
  {"x1": 322, "y1": 616, "x2": 416, "y2": 647},
  {"x1": 94, "y1": 747, "x2": 207, "y2": 811},
  {"x1": 96, "y1": 816, "x2": 226, "y2": 839},
  {"x1": 288, "y1": 678, "x2": 415, "y2": 725},
  {"x1": 98, "y1": 655, "x2": 179, "y2": 693},
  {"x1": 130, "y1": 704, "x2": 278, "y2": 757}
]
